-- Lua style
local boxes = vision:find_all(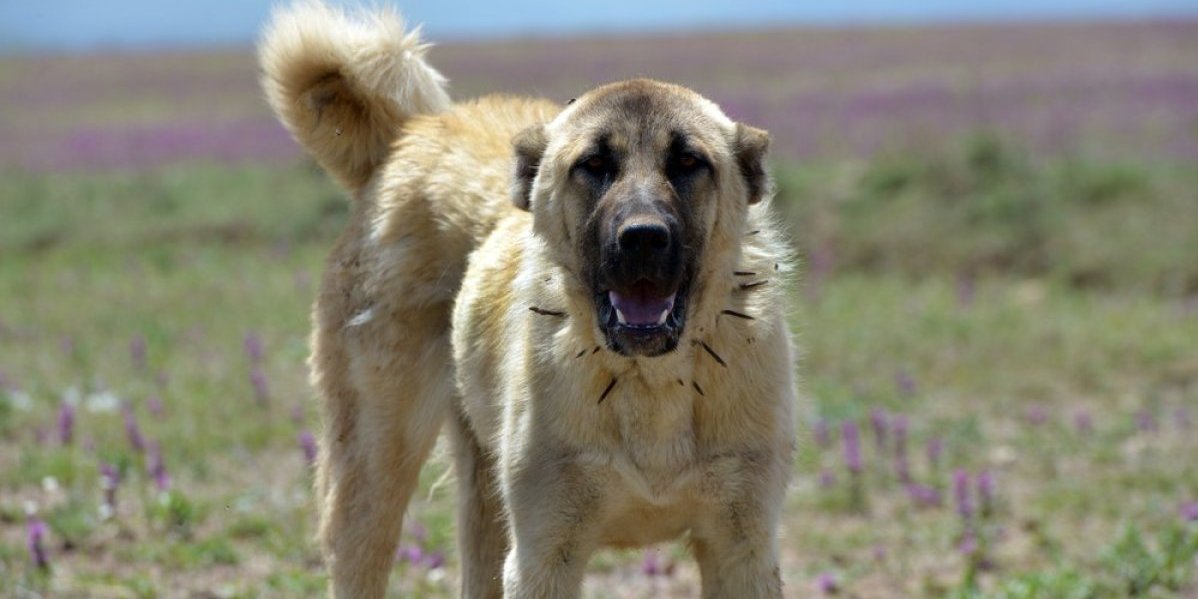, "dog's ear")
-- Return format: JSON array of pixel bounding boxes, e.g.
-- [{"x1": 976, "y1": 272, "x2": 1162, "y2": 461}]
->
[
  {"x1": 511, "y1": 125, "x2": 549, "y2": 211},
  {"x1": 734, "y1": 124, "x2": 772, "y2": 205}
]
